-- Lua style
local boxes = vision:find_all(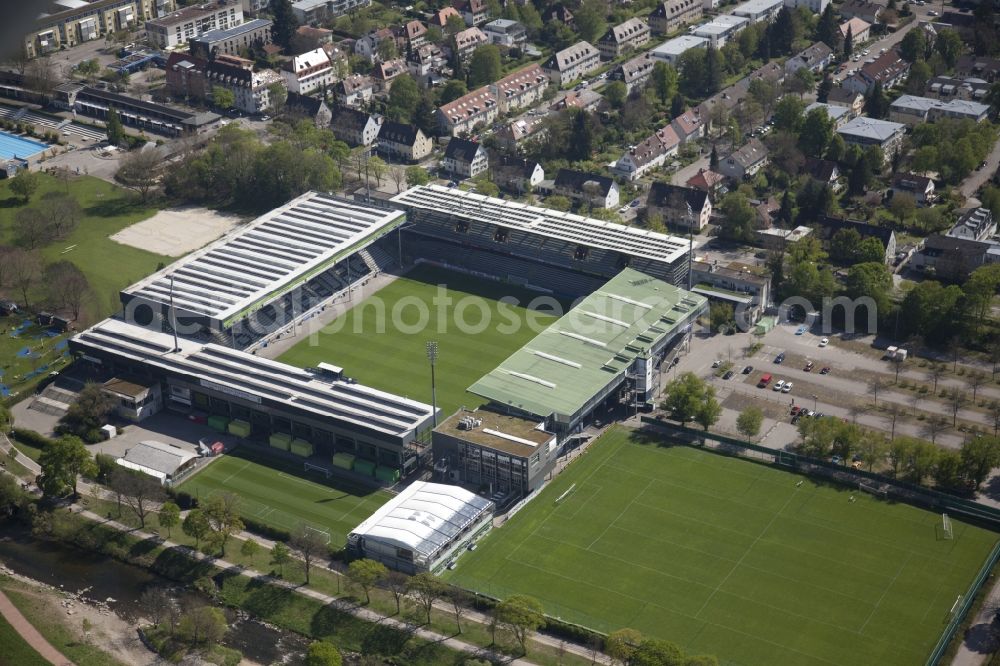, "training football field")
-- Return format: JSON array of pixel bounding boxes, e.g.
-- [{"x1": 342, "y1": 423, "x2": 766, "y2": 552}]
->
[
  {"x1": 279, "y1": 265, "x2": 562, "y2": 416},
  {"x1": 177, "y1": 447, "x2": 392, "y2": 547},
  {"x1": 444, "y1": 427, "x2": 999, "y2": 666}
]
